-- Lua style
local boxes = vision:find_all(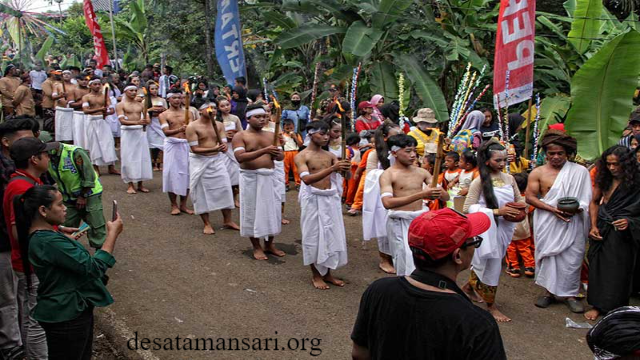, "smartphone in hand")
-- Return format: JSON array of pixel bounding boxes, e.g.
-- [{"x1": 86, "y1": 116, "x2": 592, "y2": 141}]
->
[{"x1": 112, "y1": 200, "x2": 118, "y2": 221}]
